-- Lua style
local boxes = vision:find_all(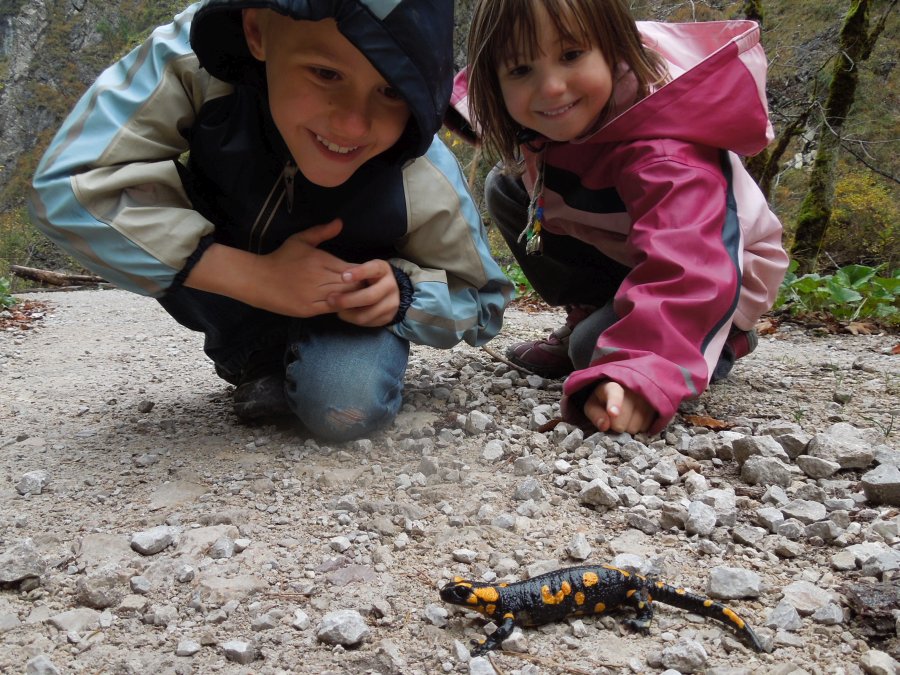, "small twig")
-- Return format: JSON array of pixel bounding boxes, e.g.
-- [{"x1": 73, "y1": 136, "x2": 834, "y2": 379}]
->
[
  {"x1": 481, "y1": 345, "x2": 537, "y2": 376},
  {"x1": 52, "y1": 555, "x2": 79, "y2": 571},
  {"x1": 487, "y1": 652, "x2": 508, "y2": 674}
]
